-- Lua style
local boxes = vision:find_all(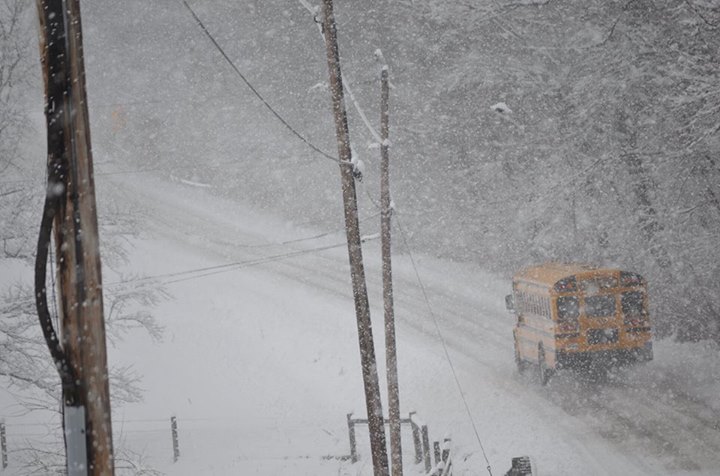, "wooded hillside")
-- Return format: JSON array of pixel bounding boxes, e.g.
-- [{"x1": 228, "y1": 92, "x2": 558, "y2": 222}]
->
[{"x1": 4, "y1": 0, "x2": 720, "y2": 340}]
